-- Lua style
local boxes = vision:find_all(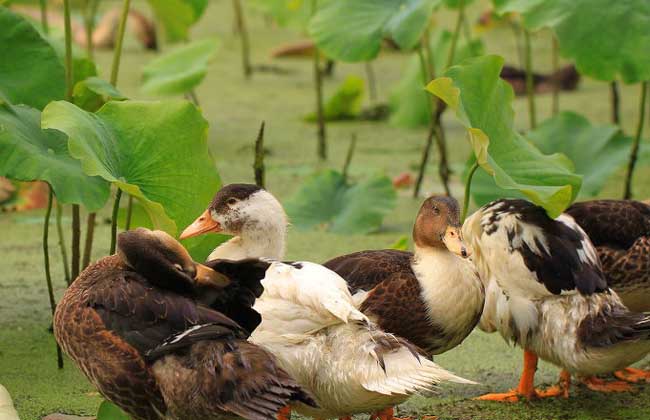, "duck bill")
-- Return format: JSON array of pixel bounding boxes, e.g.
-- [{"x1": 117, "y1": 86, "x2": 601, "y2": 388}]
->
[
  {"x1": 194, "y1": 263, "x2": 231, "y2": 288},
  {"x1": 180, "y1": 210, "x2": 221, "y2": 240},
  {"x1": 442, "y1": 226, "x2": 471, "y2": 258}
]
